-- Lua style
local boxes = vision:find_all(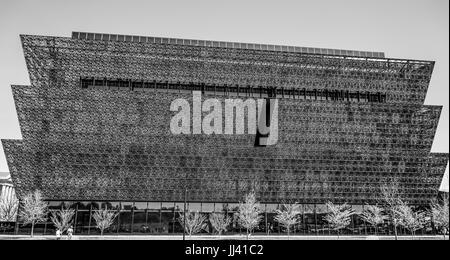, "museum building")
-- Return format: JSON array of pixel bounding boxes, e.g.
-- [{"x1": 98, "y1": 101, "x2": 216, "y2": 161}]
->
[{"x1": 2, "y1": 32, "x2": 448, "y2": 235}]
